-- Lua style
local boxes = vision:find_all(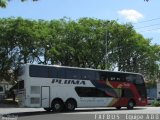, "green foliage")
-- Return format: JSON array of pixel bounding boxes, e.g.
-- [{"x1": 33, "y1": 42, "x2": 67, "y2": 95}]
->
[
  {"x1": 151, "y1": 99, "x2": 160, "y2": 107},
  {"x1": 0, "y1": 0, "x2": 7, "y2": 8},
  {"x1": 0, "y1": 0, "x2": 38, "y2": 8},
  {"x1": 146, "y1": 80, "x2": 157, "y2": 88},
  {"x1": 0, "y1": 17, "x2": 159, "y2": 84}
]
